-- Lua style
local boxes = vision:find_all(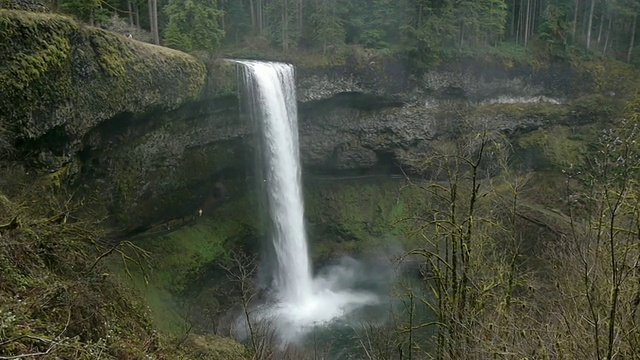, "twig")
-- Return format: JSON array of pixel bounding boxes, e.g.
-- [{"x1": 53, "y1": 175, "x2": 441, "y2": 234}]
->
[{"x1": 0, "y1": 345, "x2": 56, "y2": 359}]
